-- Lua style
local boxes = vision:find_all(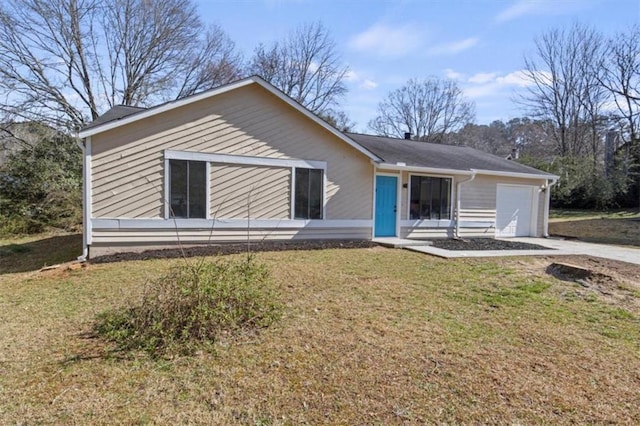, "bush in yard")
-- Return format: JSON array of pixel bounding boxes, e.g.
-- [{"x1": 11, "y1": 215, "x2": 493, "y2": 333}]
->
[
  {"x1": 0, "y1": 122, "x2": 82, "y2": 234},
  {"x1": 95, "y1": 255, "x2": 282, "y2": 356}
]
